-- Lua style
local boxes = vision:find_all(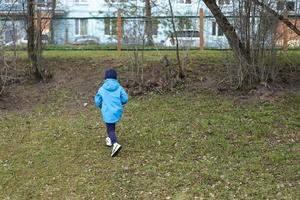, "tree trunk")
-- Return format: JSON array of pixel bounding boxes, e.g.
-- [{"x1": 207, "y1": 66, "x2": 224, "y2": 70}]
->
[
  {"x1": 27, "y1": 0, "x2": 47, "y2": 81},
  {"x1": 168, "y1": 0, "x2": 184, "y2": 79},
  {"x1": 145, "y1": 0, "x2": 154, "y2": 46},
  {"x1": 36, "y1": 10, "x2": 42, "y2": 60},
  {"x1": 244, "y1": 0, "x2": 252, "y2": 55},
  {"x1": 27, "y1": 0, "x2": 40, "y2": 80},
  {"x1": 50, "y1": 0, "x2": 56, "y2": 44}
]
